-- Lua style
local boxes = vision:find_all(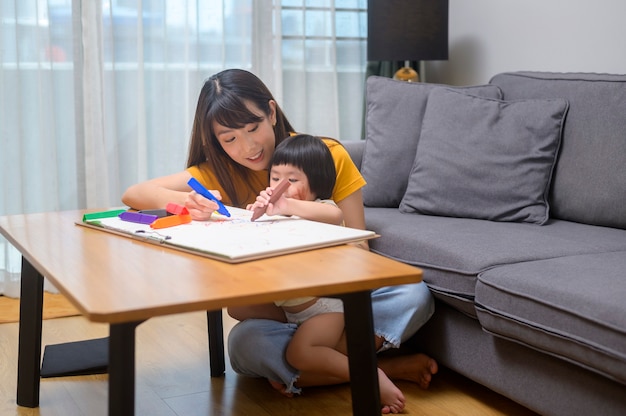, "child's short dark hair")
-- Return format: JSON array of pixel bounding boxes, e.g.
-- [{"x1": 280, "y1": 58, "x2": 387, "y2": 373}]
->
[{"x1": 269, "y1": 134, "x2": 336, "y2": 200}]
